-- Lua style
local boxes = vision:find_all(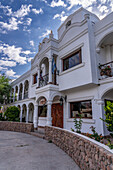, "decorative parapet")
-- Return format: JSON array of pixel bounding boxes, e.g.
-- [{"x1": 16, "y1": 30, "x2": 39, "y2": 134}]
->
[
  {"x1": 45, "y1": 126, "x2": 113, "y2": 170},
  {"x1": 0, "y1": 121, "x2": 34, "y2": 133}
]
